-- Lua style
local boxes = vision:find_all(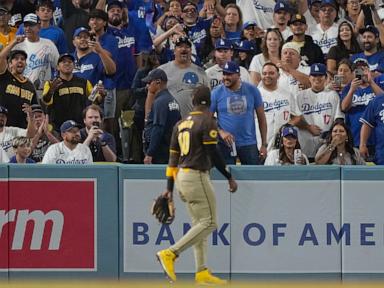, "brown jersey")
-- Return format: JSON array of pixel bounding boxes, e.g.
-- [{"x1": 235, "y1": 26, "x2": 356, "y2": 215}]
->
[{"x1": 169, "y1": 110, "x2": 218, "y2": 171}]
